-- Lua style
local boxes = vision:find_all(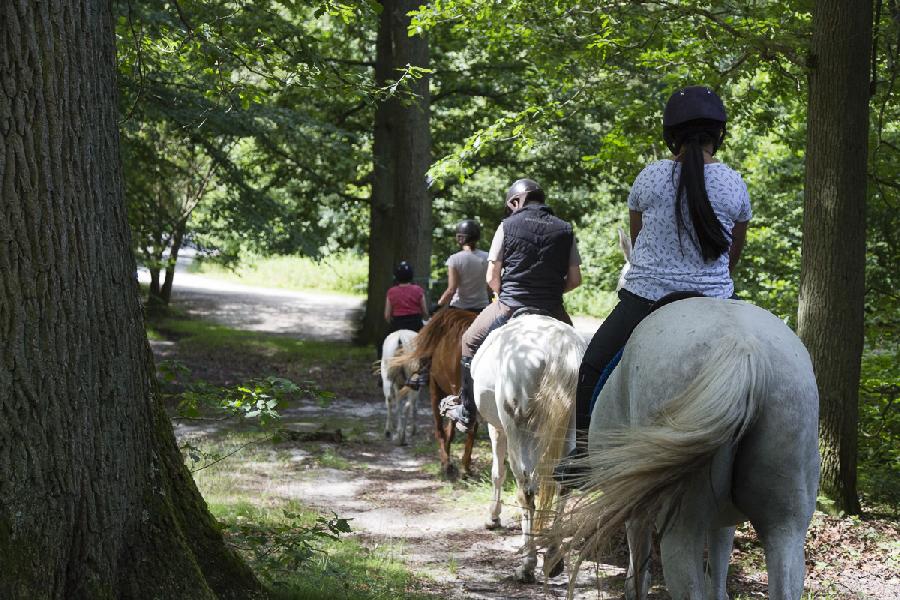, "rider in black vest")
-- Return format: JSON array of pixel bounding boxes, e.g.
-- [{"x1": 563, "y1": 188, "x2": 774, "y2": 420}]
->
[{"x1": 440, "y1": 178, "x2": 582, "y2": 432}]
